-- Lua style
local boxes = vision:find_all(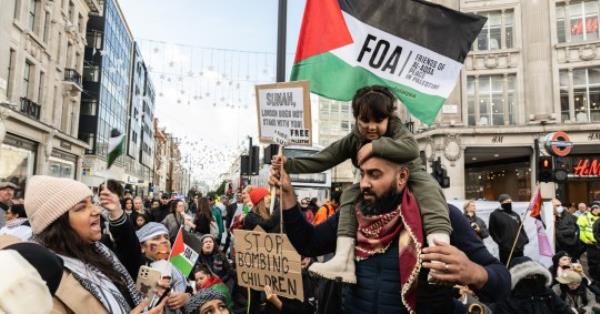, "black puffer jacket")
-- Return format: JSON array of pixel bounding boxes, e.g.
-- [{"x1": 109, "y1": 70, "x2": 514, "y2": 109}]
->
[
  {"x1": 343, "y1": 238, "x2": 408, "y2": 314},
  {"x1": 489, "y1": 208, "x2": 529, "y2": 251}
]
